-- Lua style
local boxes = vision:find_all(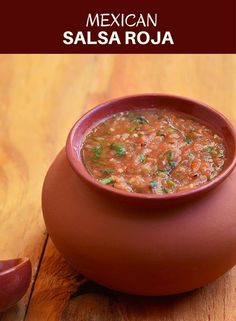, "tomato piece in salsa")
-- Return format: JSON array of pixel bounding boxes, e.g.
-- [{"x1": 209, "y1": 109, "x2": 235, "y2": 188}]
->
[{"x1": 81, "y1": 109, "x2": 226, "y2": 194}]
